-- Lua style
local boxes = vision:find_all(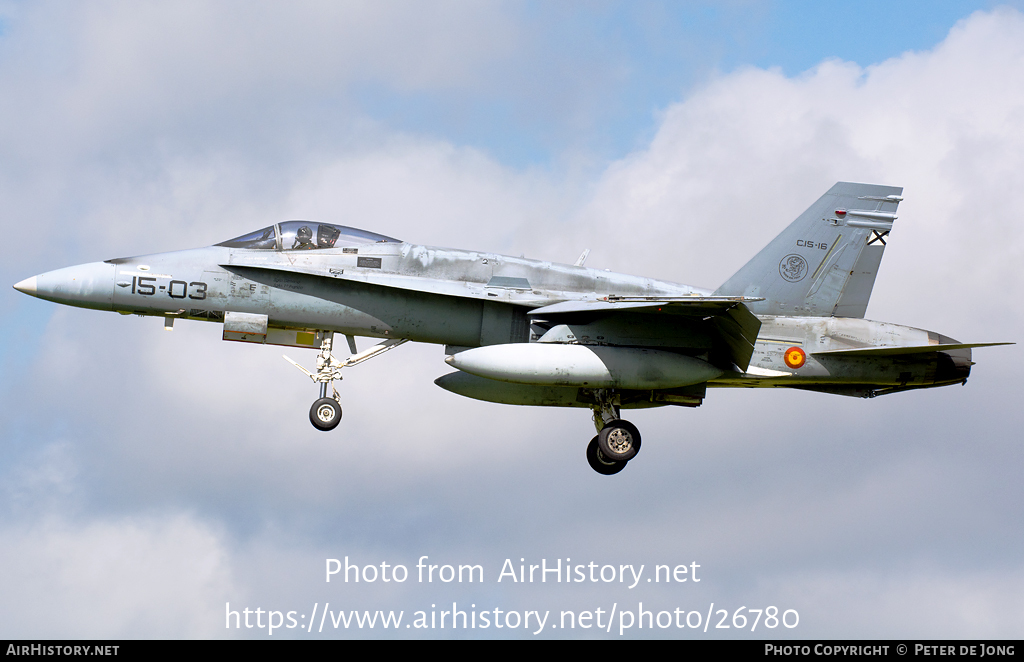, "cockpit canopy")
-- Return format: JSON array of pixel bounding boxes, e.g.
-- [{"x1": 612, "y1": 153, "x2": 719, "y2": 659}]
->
[{"x1": 217, "y1": 221, "x2": 400, "y2": 251}]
